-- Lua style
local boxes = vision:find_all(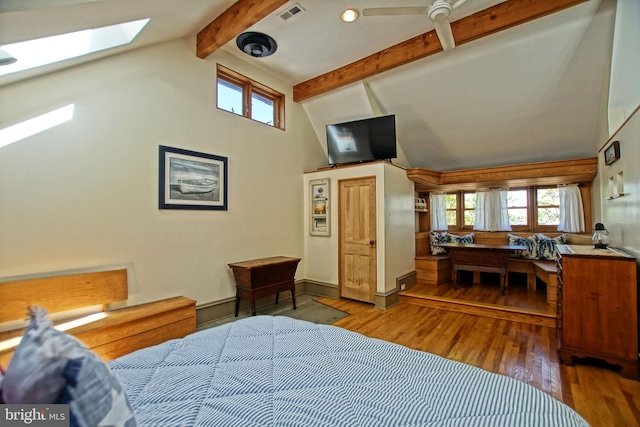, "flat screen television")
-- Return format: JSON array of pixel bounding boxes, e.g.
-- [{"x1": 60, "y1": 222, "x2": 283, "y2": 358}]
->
[{"x1": 326, "y1": 115, "x2": 397, "y2": 166}]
